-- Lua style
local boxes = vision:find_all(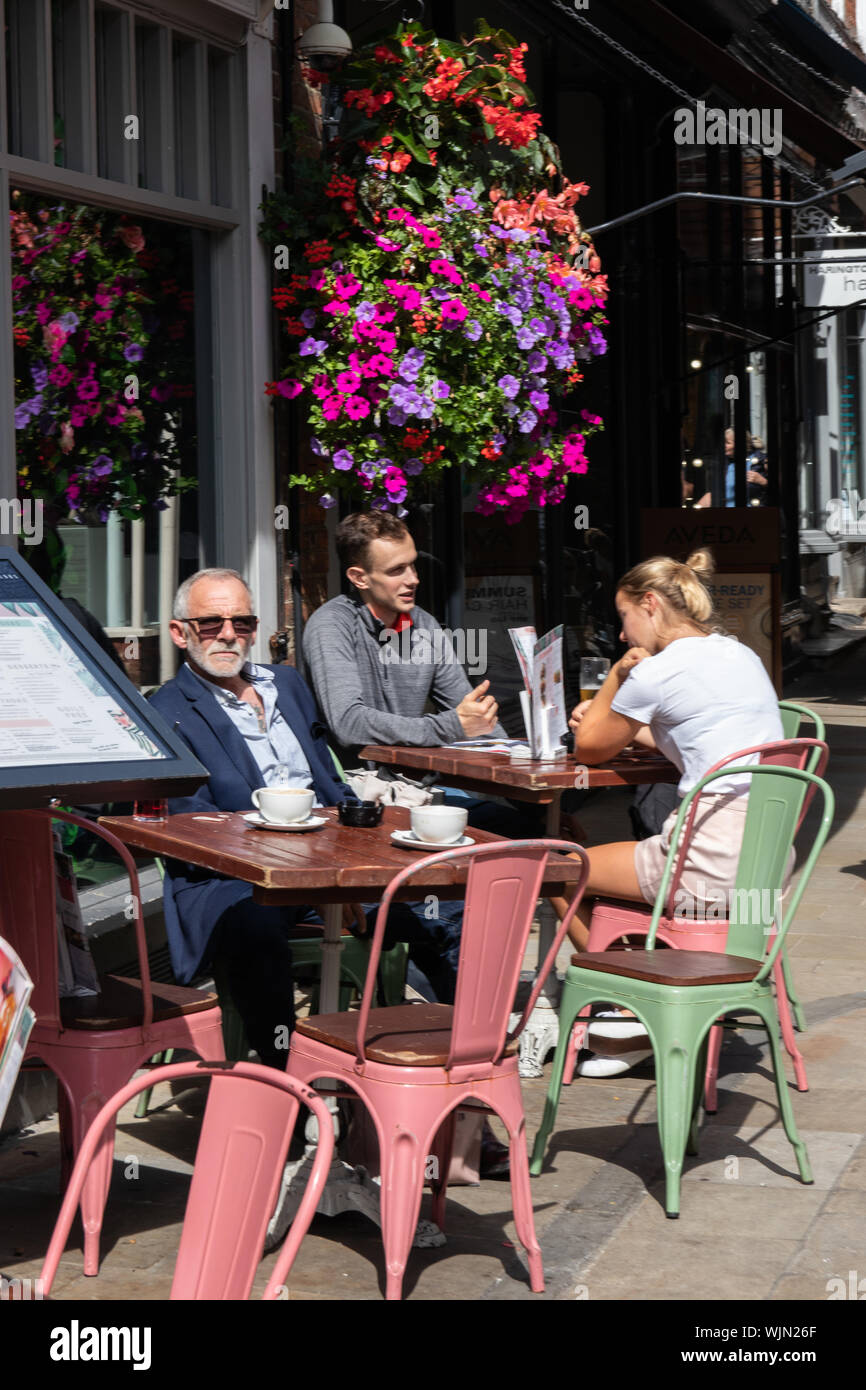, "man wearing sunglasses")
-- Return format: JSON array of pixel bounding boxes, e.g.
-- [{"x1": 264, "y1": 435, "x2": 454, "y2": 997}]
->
[{"x1": 150, "y1": 567, "x2": 461, "y2": 1068}]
